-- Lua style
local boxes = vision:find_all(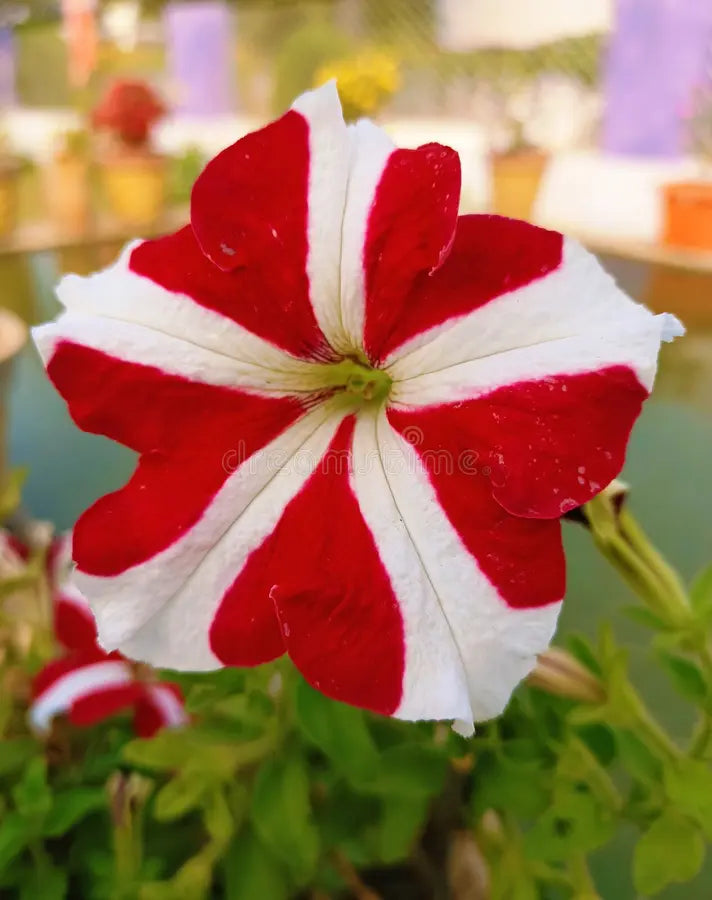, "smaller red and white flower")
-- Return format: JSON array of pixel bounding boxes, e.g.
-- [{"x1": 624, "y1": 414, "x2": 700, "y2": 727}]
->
[{"x1": 24, "y1": 532, "x2": 188, "y2": 737}]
